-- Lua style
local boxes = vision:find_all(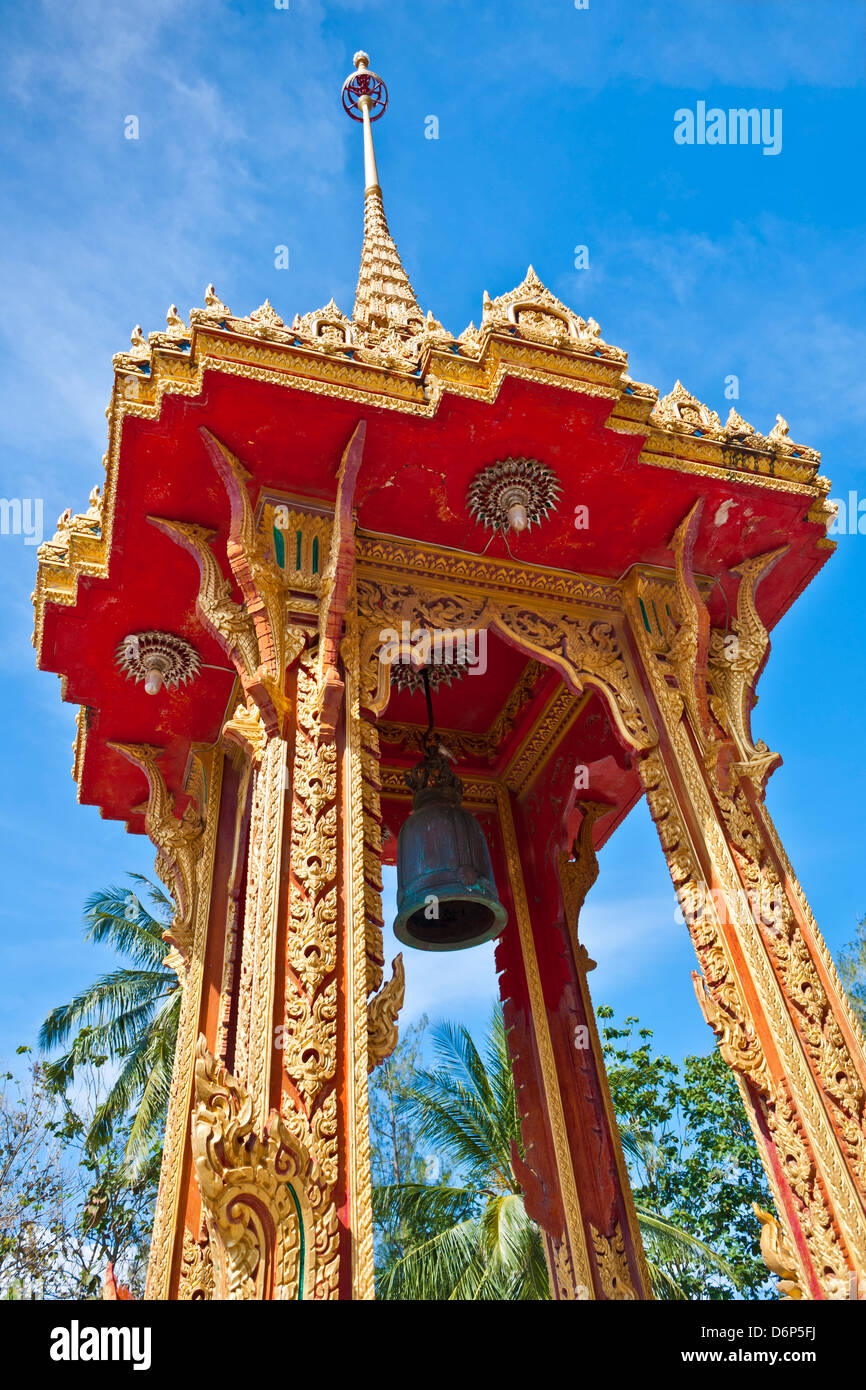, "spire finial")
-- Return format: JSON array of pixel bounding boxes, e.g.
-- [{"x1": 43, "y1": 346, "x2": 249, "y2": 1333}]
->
[
  {"x1": 342, "y1": 50, "x2": 388, "y2": 192},
  {"x1": 341, "y1": 51, "x2": 423, "y2": 332}
]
